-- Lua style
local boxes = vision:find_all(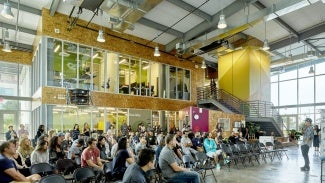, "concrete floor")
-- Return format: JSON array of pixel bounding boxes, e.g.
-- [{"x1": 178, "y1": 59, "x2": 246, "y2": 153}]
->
[{"x1": 205, "y1": 146, "x2": 322, "y2": 183}]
